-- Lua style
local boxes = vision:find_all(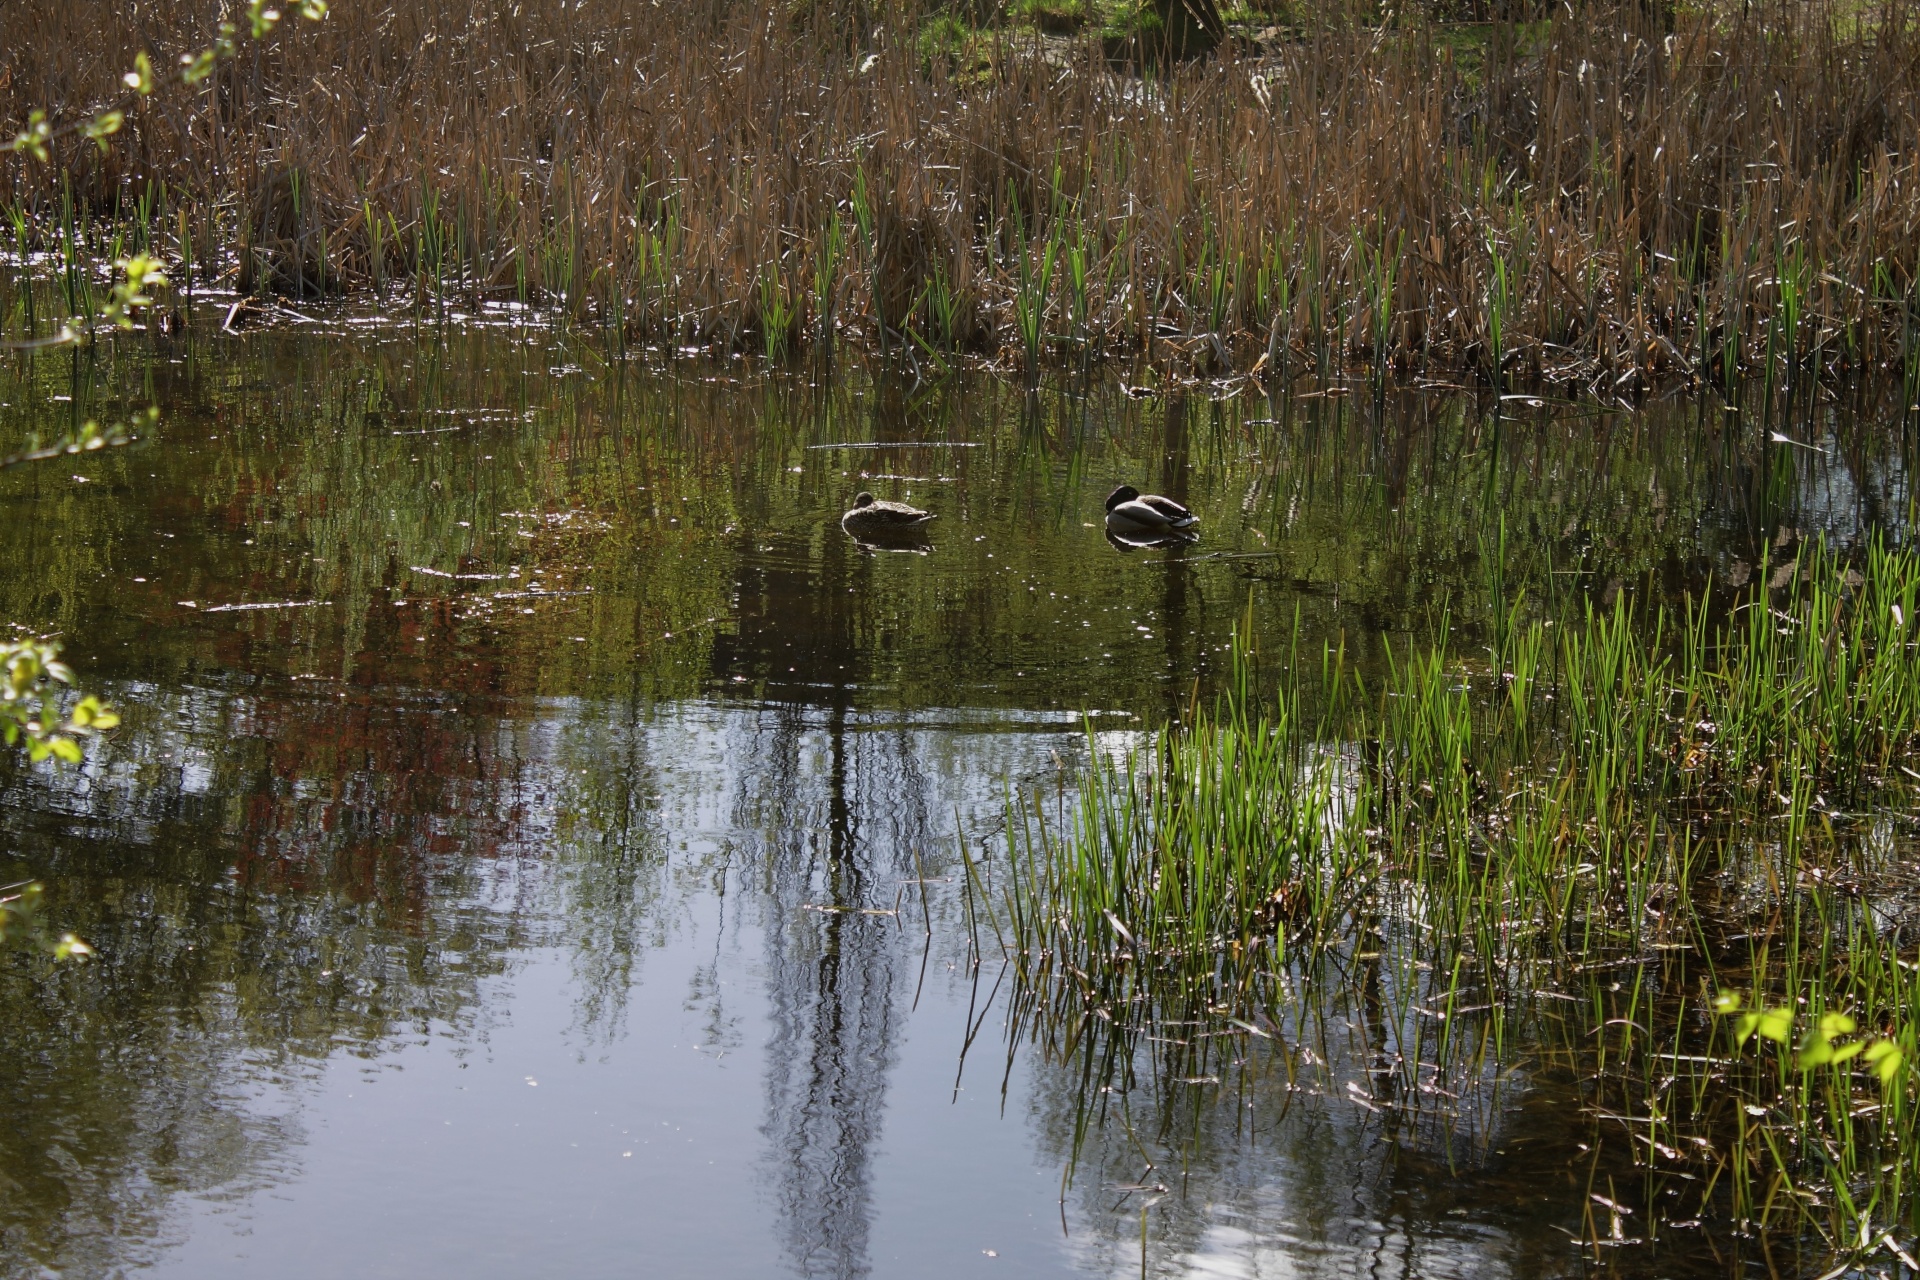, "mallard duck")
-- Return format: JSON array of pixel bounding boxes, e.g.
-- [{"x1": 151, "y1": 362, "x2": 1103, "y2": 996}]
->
[
  {"x1": 1104, "y1": 485, "x2": 1197, "y2": 533},
  {"x1": 841, "y1": 491, "x2": 935, "y2": 535}
]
